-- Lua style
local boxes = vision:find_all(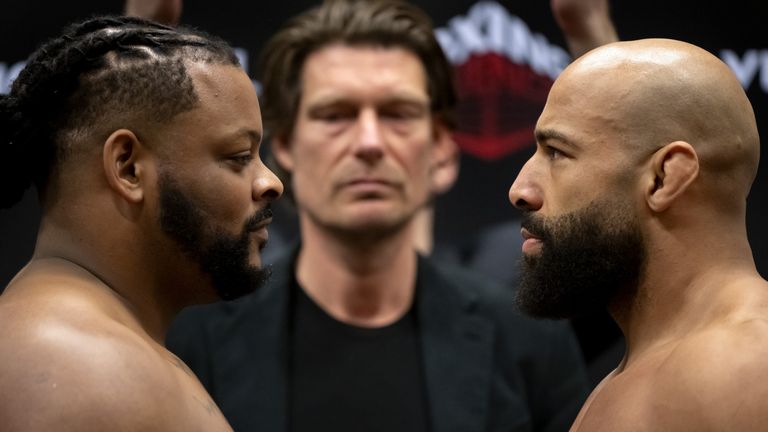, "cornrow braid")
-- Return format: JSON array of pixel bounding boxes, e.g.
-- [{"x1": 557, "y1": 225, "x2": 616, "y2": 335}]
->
[{"x1": 0, "y1": 15, "x2": 240, "y2": 208}]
